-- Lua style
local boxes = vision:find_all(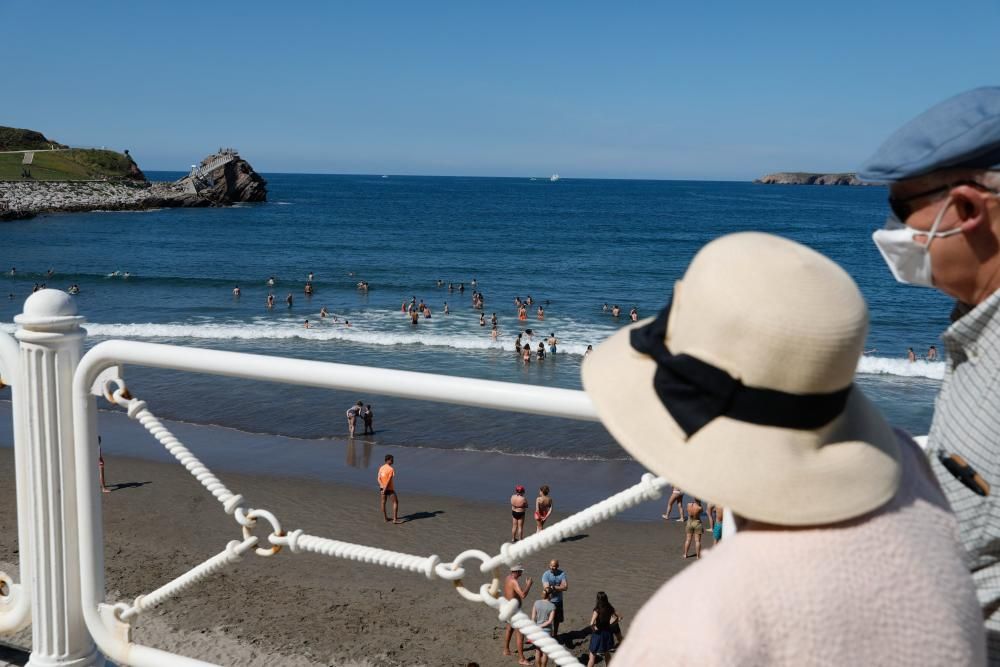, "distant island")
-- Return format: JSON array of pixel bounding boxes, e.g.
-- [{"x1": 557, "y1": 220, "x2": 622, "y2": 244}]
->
[
  {"x1": 0, "y1": 125, "x2": 266, "y2": 221},
  {"x1": 753, "y1": 172, "x2": 876, "y2": 186}
]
